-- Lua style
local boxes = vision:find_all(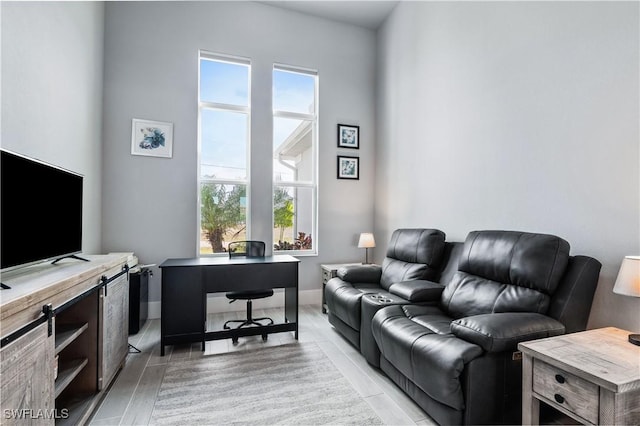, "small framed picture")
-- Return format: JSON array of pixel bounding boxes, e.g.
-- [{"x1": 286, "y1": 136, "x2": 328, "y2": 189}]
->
[
  {"x1": 337, "y1": 124, "x2": 359, "y2": 149},
  {"x1": 131, "y1": 118, "x2": 174, "y2": 158},
  {"x1": 337, "y1": 156, "x2": 359, "y2": 180}
]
